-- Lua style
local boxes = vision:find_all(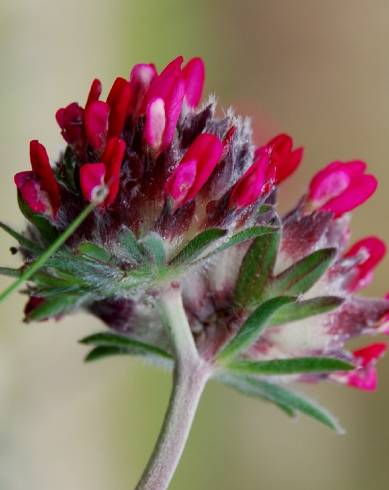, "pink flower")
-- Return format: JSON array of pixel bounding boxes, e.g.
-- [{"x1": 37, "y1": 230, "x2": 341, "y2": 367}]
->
[
  {"x1": 14, "y1": 140, "x2": 60, "y2": 218},
  {"x1": 55, "y1": 102, "x2": 84, "y2": 147},
  {"x1": 84, "y1": 101, "x2": 110, "y2": 152},
  {"x1": 80, "y1": 137, "x2": 125, "y2": 206},
  {"x1": 343, "y1": 236, "x2": 387, "y2": 291},
  {"x1": 264, "y1": 133, "x2": 303, "y2": 184},
  {"x1": 106, "y1": 77, "x2": 132, "y2": 139},
  {"x1": 129, "y1": 63, "x2": 157, "y2": 116},
  {"x1": 165, "y1": 133, "x2": 223, "y2": 207},
  {"x1": 85, "y1": 78, "x2": 102, "y2": 109},
  {"x1": 307, "y1": 160, "x2": 377, "y2": 217},
  {"x1": 182, "y1": 57, "x2": 205, "y2": 108},
  {"x1": 346, "y1": 343, "x2": 387, "y2": 391},
  {"x1": 144, "y1": 56, "x2": 185, "y2": 152},
  {"x1": 229, "y1": 147, "x2": 275, "y2": 208}
]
